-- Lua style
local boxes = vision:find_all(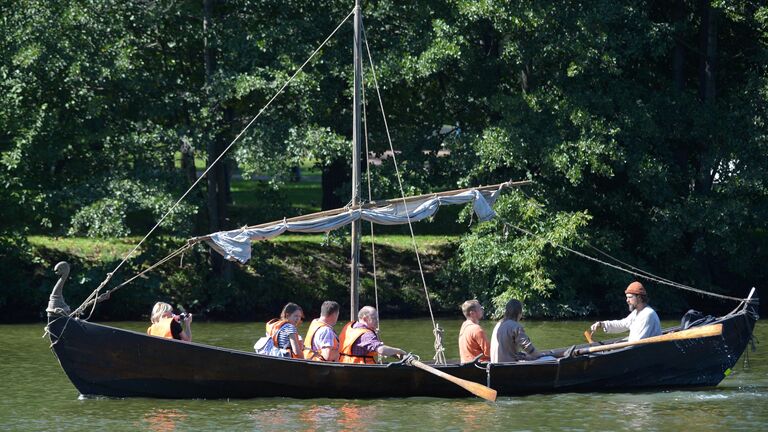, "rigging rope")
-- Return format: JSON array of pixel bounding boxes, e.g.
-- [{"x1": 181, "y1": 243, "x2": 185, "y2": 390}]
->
[
  {"x1": 360, "y1": 62, "x2": 381, "y2": 329},
  {"x1": 516, "y1": 190, "x2": 703, "y2": 293},
  {"x1": 584, "y1": 244, "x2": 705, "y2": 293},
  {"x1": 71, "y1": 242, "x2": 196, "y2": 317},
  {"x1": 498, "y1": 216, "x2": 745, "y2": 302},
  {"x1": 362, "y1": 23, "x2": 446, "y2": 364},
  {"x1": 71, "y1": 9, "x2": 355, "y2": 317}
]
